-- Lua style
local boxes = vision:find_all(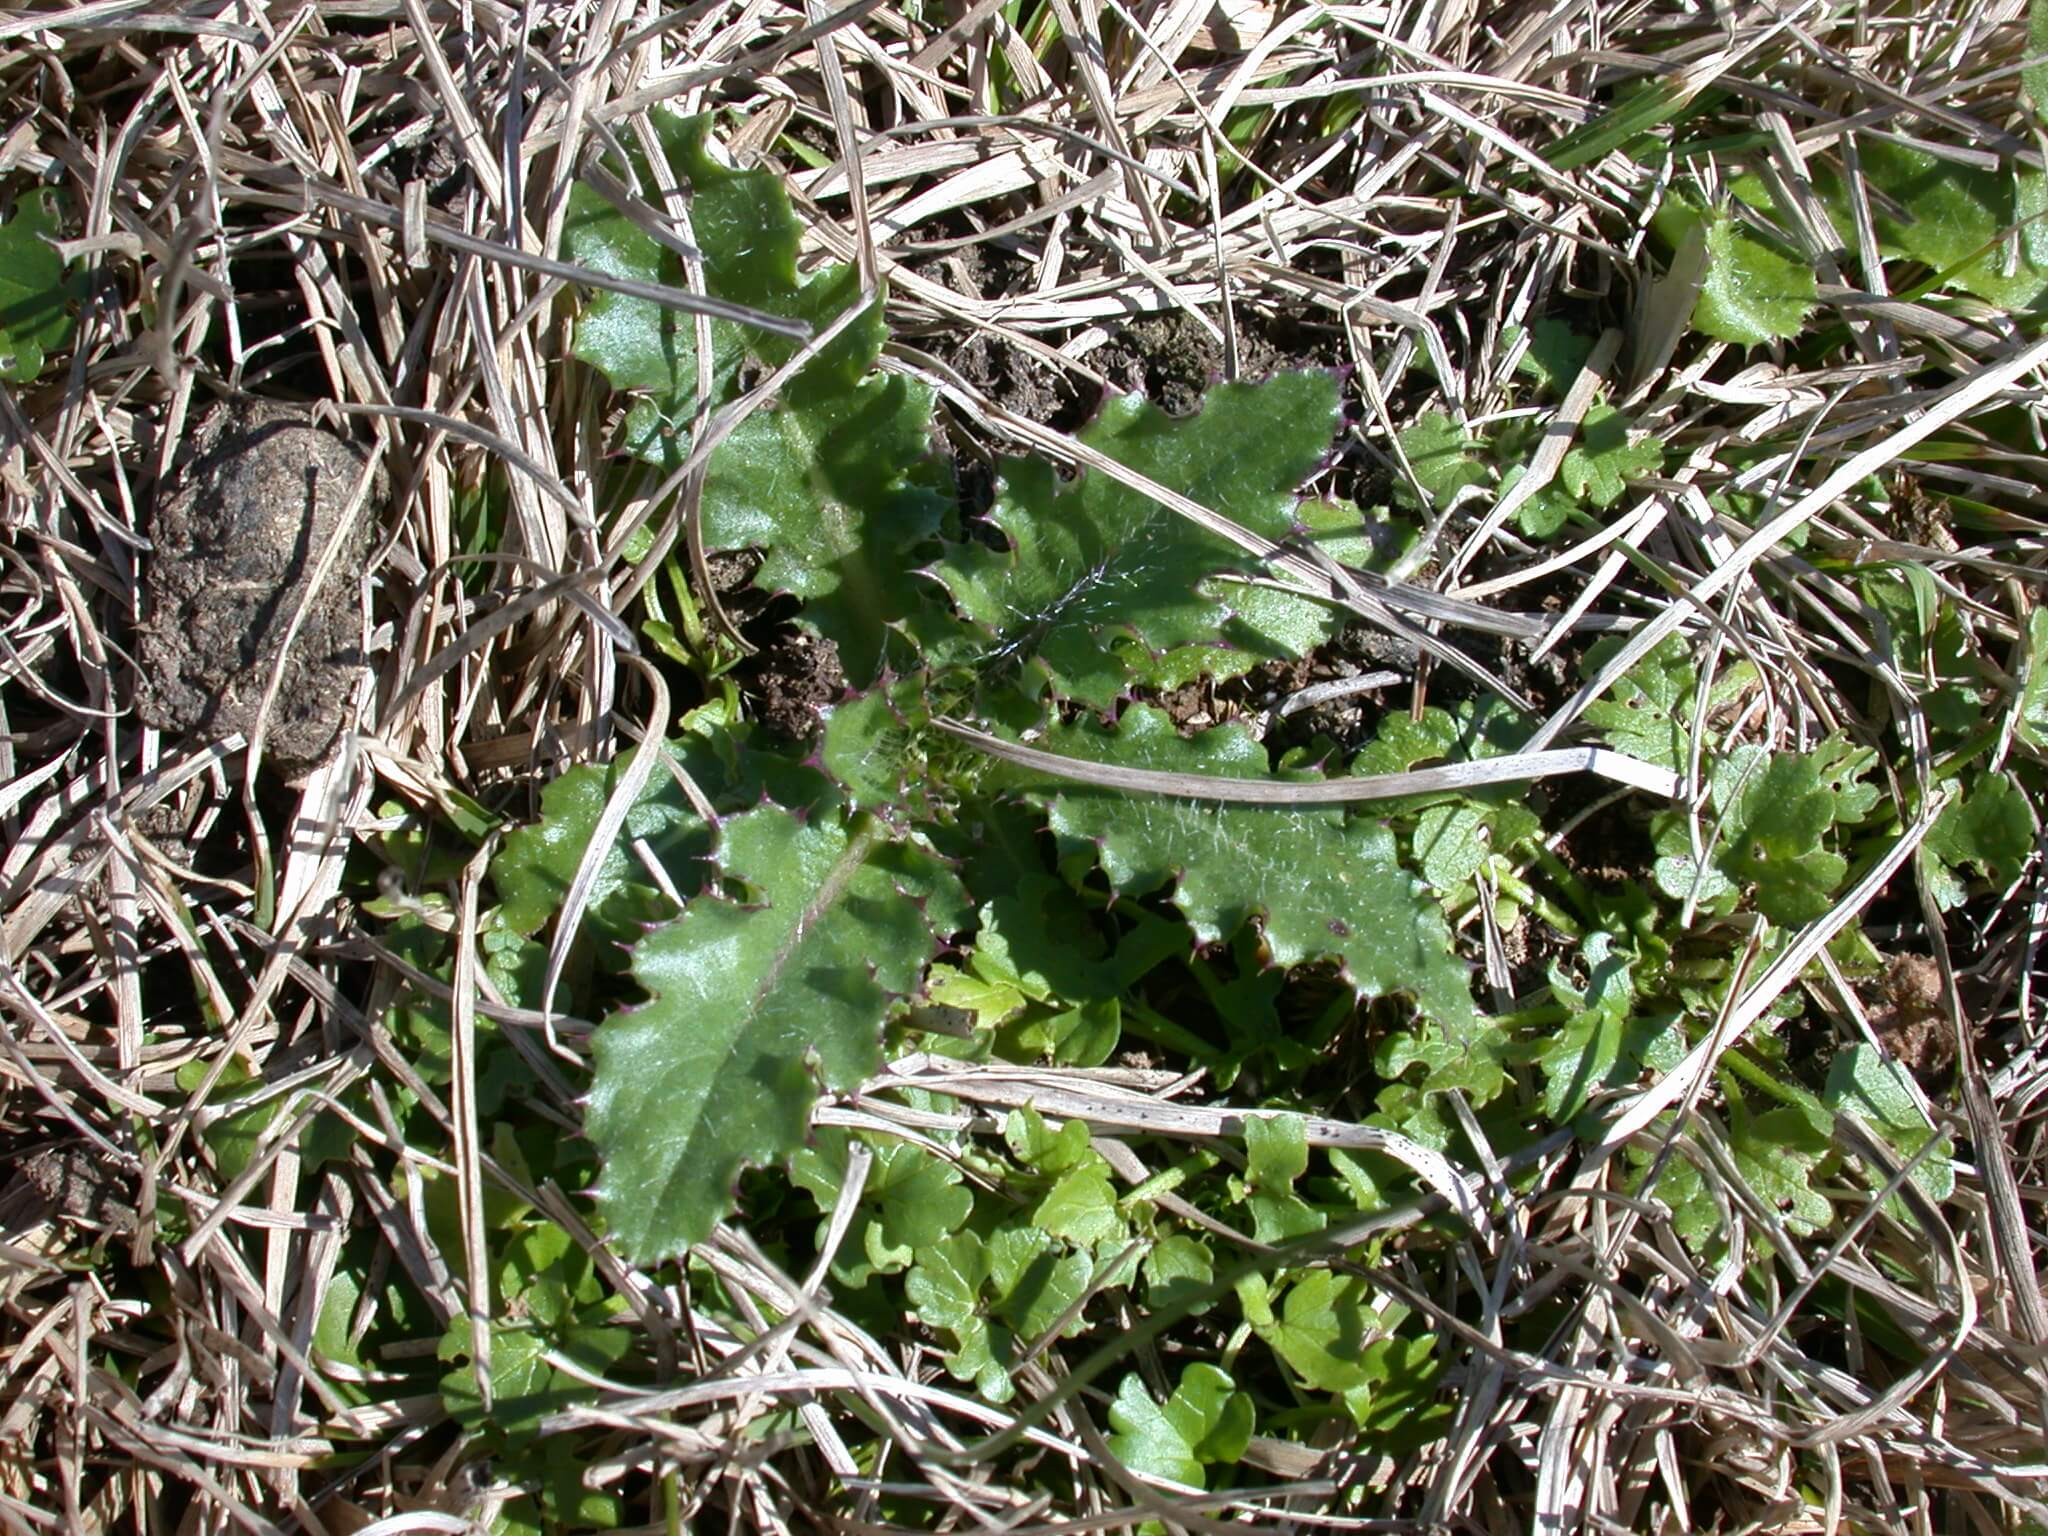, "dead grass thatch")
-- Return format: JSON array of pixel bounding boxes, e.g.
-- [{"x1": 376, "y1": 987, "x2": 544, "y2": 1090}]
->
[{"x1": 2, "y1": 0, "x2": 2047, "y2": 1531}]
